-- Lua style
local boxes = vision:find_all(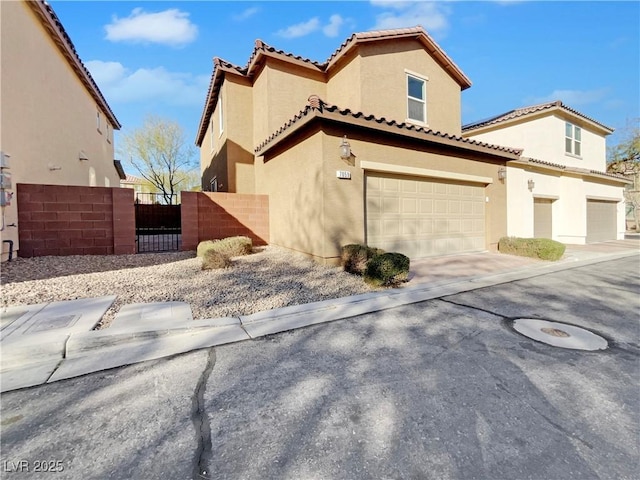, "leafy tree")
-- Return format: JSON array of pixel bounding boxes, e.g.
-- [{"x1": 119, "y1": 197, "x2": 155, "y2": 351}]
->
[
  {"x1": 607, "y1": 118, "x2": 640, "y2": 231},
  {"x1": 120, "y1": 115, "x2": 197, "y2": 204}
]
